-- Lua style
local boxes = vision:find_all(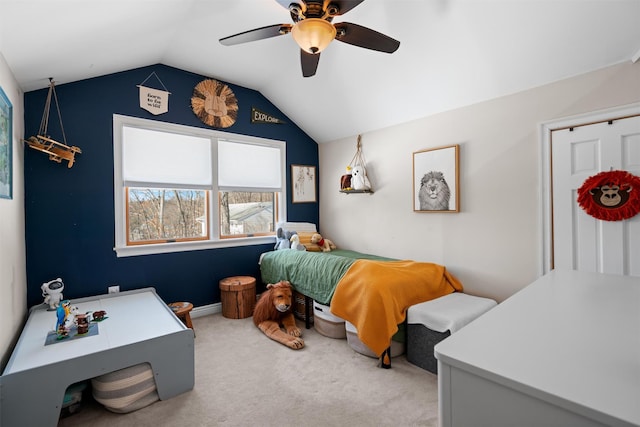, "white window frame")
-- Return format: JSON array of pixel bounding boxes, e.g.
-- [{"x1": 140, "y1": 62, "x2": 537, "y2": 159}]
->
[{"x1": 113, "y1": 114, "x2": 286, "y2": 257}]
